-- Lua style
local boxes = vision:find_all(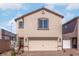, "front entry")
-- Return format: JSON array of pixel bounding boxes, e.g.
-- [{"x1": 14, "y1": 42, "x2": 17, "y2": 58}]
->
[
  {"x1": 18, "y1": 37, "x2": 24, "y2": 50},
  {"x1": 72, "y1": 37, "x2": 77, "y2": 49}
]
